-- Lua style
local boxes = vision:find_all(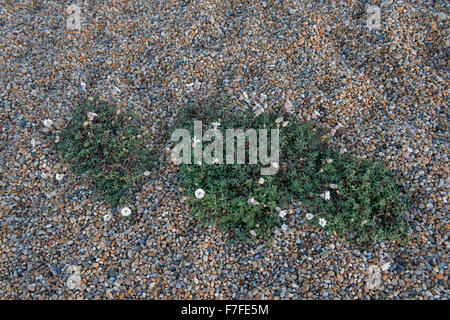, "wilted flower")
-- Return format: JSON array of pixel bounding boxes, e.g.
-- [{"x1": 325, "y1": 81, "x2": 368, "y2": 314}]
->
[
  {"x1": 121, "y1": 207, "x2": 131, "y2": 217},
  {"x1": 326, "y1": 159, "x2": 333, "y2": 164},
  {"x1": 194, "y1": 79, "x2": 201, "y2": 91},
  {"x1": 195, "y1": 188, "x2": 205, "y2": 199},
  {"x1": 66, "y1": 274, "x2": 81, "y2": 290},
  {"x1": 330, "y1": 184, "x2": 338, "y2": 189},
  {"x1": 340, "y1": 147, "x2": 347, "y2": 154},
  {"x1": 279, "y1": 210, "x2": 287, "y2": 218},
  {"x1": 249, "y1": 230, "x2": 257, "y2": 237},
  {"x1": 284, "y1": 98, "x2": 293, "y2": 112},
  {"x1": 254, "y1": 107, "x2": 263, "y2": 117},
  {"x1": 320, "y1": 190, "x2": 331, "y2": 201},
  {"x1": 55, "y1": 173, "x2": 64, "y2": 181},
  {"x1": 381, "y1": 262, "x2": 391, "y2": 271},
  {"x1": 103, "y1": 213, "x2": 112, "y2": 222},
  {"x1": 248, "y1": 197, "x2": 259, "y2": 205},
  {"x1": 319, "y1": 218, "x2": 327, "y2": 227},
  {"x1": 87, "y1": 112, "x2": 98, "y2": 121},
  {"x1": 43, "y1": 119, "x2": 53, "y2": 128}
]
